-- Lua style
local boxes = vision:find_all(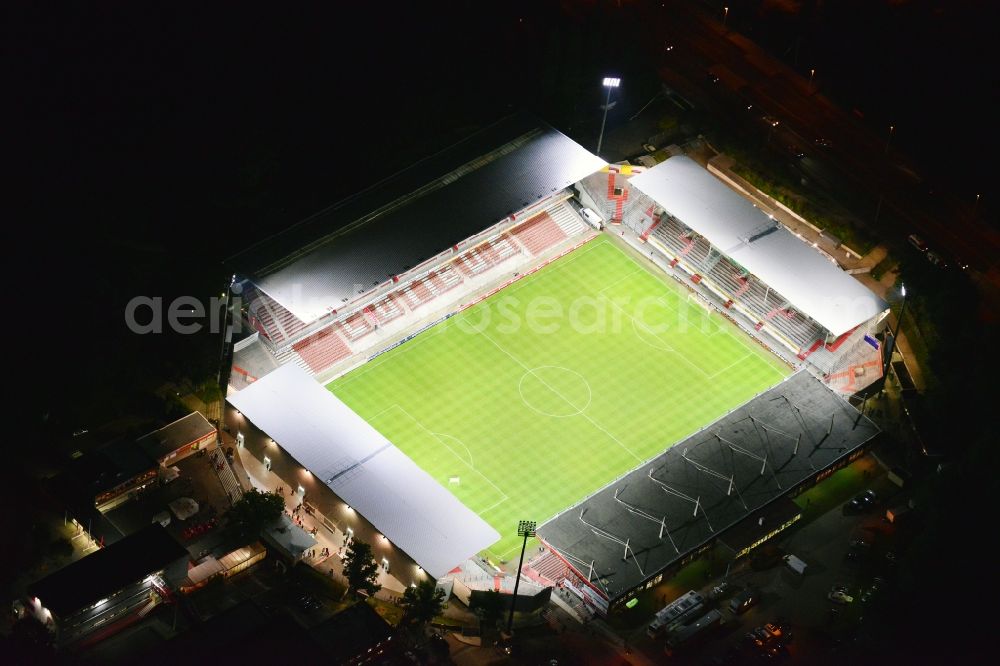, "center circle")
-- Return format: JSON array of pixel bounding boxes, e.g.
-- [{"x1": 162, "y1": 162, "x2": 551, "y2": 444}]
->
[{"x1": 518, "y1": 366, "x2": 592, "y2": 418}]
